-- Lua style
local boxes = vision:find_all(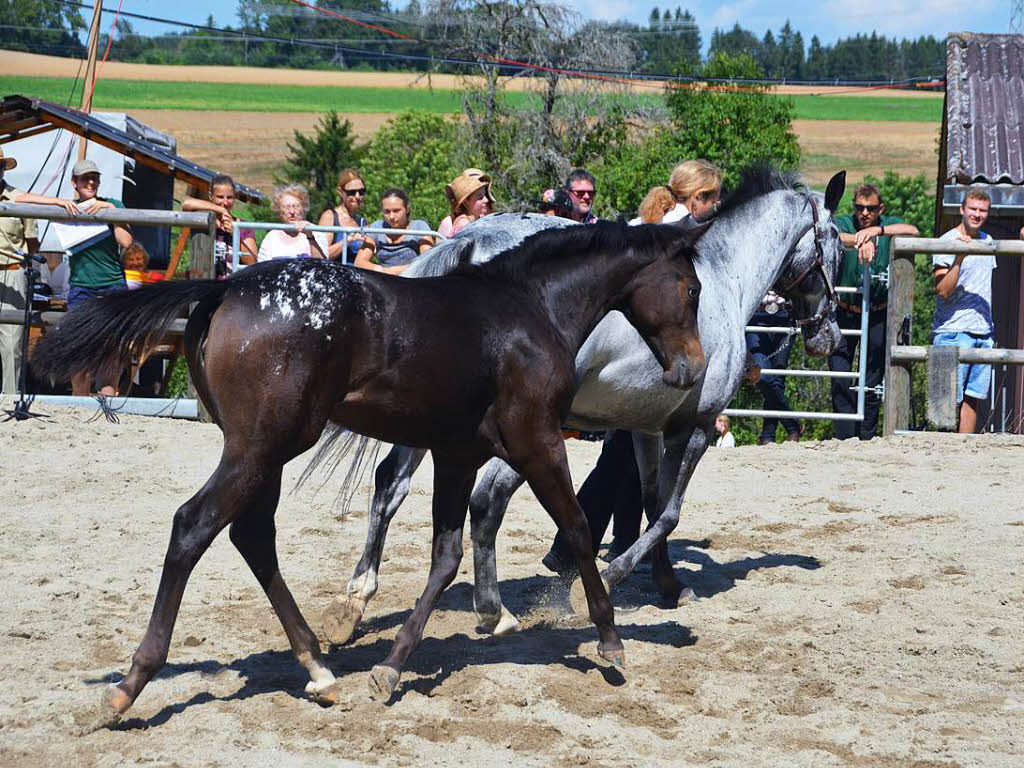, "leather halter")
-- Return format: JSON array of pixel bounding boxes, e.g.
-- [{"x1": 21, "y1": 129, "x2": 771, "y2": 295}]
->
[{"x1": 774, "y1": 195, "x2": 837, "y2": 328}]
